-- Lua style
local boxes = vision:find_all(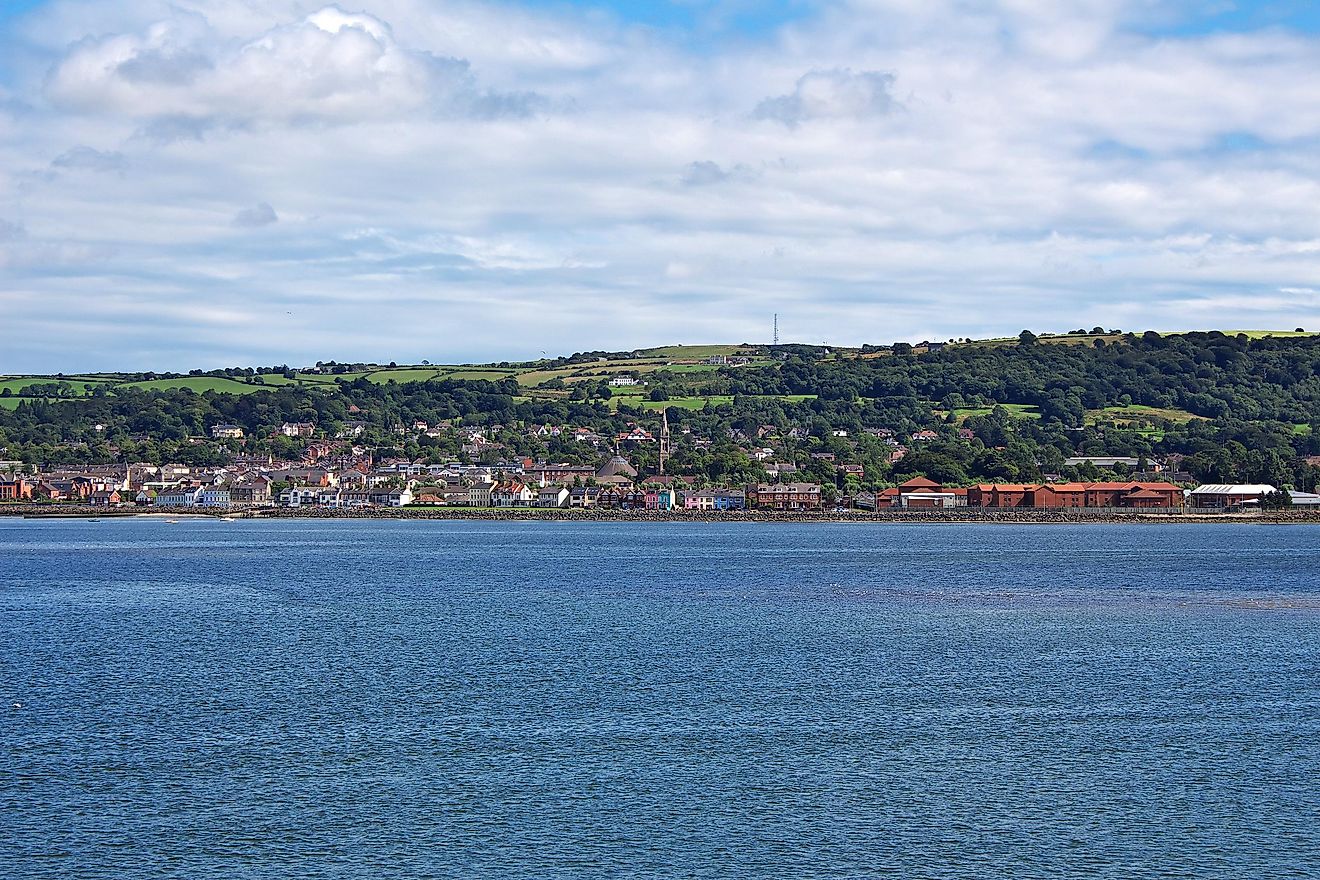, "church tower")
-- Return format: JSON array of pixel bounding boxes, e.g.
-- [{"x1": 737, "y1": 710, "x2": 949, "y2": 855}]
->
[{"x1": 658, "y1": 407, "x2": 671, "y2": 475}]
